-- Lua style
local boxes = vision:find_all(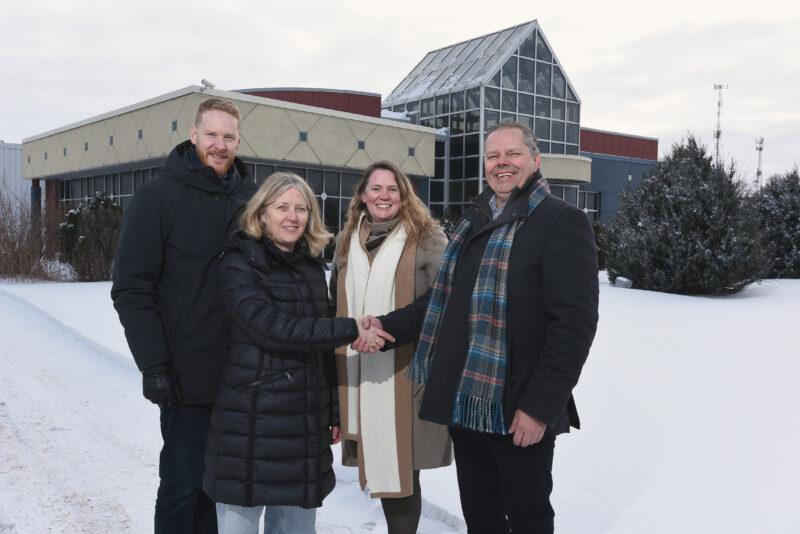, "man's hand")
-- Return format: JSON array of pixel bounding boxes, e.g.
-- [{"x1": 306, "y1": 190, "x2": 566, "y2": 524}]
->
[
  {"x1": 141, "y1": 365, "x2": 180, "y2": 406},
  {"x1": 352, "y1": 315, "x2": 395, "y2": 353},
  {"x1": 508, "y1": 409, "x2": 546, "y2": 447}
]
